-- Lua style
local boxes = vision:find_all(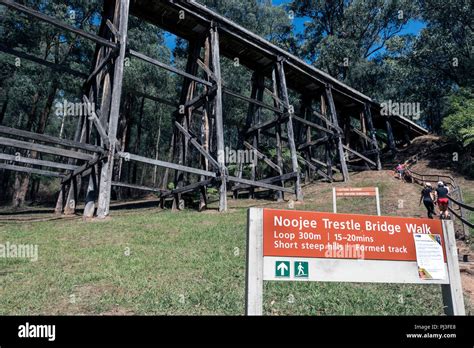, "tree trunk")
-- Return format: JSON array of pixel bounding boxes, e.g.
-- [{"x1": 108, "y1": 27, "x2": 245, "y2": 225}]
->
[
  {"x1": 22, "y1": 81, "x2": 58, "y2": 206},
  {"x1": 153, "y1": 112, "x2": 163, "y2": 187},
  {"x1": 132, "y1": 96, "x2": 145, "y2": 186},
  {"x1": 12, "y1": 92, "x2": 39, "y2": 207},
  {"x1": 162, "y1": 132, "x2": 175, "y2": 190},
  {"x1": 0, "y1": 93, "x2": 9, "y2": 125}
]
